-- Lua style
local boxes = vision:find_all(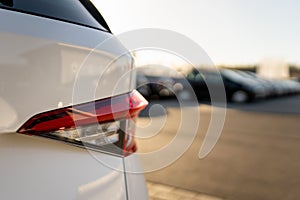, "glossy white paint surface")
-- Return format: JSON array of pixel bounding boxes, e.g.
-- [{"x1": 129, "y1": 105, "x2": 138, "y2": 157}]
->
[
  {"x1": 0, "y1": 133, "x2": 126, "y2": 199},
  {"x1": 0, "y1": 9, "x2": 132, "y2": 132},
  {"x1": 124, "y1": 154, "x2": 149, "y2": 200},
  {"x1": 0, "y1": 8, "x2": 147, "y2": 200}
]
